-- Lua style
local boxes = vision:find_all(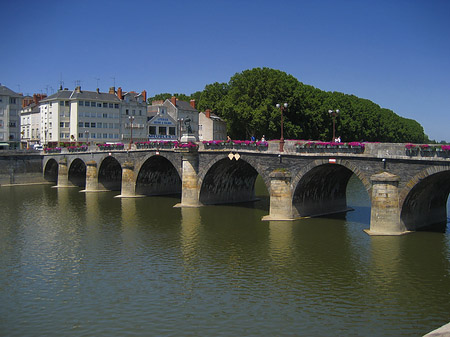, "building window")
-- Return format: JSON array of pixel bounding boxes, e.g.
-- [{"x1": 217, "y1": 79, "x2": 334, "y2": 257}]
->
[
  {"x1": 91, "y1": 122, "x2": 96, "y2": 128},
  {"x1": 9, "y1": 98, "x2": 17, "y2": 104},
  {"x1": 114, "y1": 104, "x2": 119, "y2": 109},
  {"x1": 97, "y1": 122, "x2": 102, "y2": 128},
  {"x1": 79, "y1": 122, "x2": 83, "y2": 127},
  {"x1": 103, "y1": 133, "x2": 108, "y2": 138},
  {"x1": 103, "y1": 102, "x2": 108, "y2": 108},
  {"x1": 149, "y1": 126, "x2": 156, "y2": 135},
  {"x1": 60, "y1": 101, "x2": 65, "y2": 106},
  {"x1": 126, "y1": 109, "x2": 129, "y2": 115},
  {"x1": 78, "y1": 133, "x2": 83, "y2": 139},
  {"x1": 85, "y1": 122, "x2": 90, "y2": 127},
  {"x1": 60, "y1": 122, "x2": 64, "y2": 128},
  {"x1": 169, "y1": 127, "x2": 176, "y2": 135},
  {"x1": 79, "y1": 101, "x2": 84, "y2": 106},
  {"x1": 65, "y1": 122, "x2": 70, "y2": 127},
  {"x1": 97, "y1": 103, "x2": 102, "y2": 107},
  {"x1": 132, "y1": 110, "x2": 135, "y2": 115},
  {"x1": 65, "y1": 101, "x2": 69, "y2": 106},
  {"x1": 109, "y1": 103, "x2": 113, "y2": 108},
  {"x1": 158, "y1": 126, "x2": 167, "y2": 135}
]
